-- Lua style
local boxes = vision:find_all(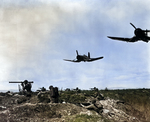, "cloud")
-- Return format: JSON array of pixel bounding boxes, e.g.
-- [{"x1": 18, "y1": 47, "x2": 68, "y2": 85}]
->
[
  {"x1": 1, "y1": 0, "x2": 150, "y2": 91},
  {"x1": 0, "y1": 2, "x2": 92, "y2": 90}
]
